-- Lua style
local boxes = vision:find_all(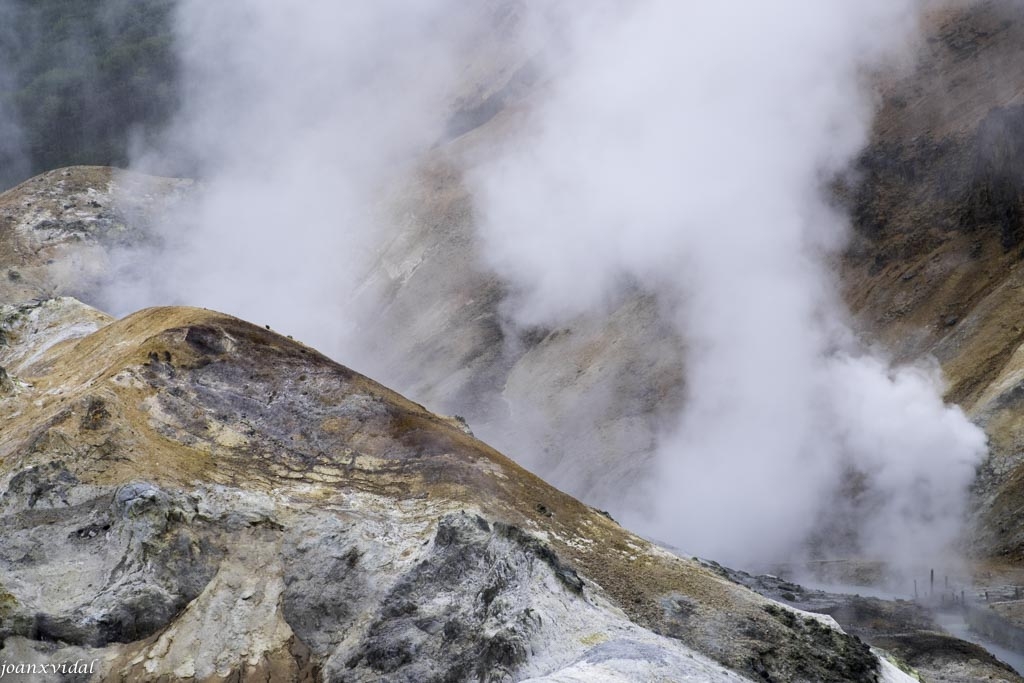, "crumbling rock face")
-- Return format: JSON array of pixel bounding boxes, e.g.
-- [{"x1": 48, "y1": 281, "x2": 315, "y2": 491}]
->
[
  {"x1": 0, "y1": 297, "x2": 910, "y2": 681},
  {"x1": 0, "y1": 166, "x2": 190, "y2": 307},
  {"x1": 323, "y1": 513, "x2": 575, "y2": 681},
  {"x1": 0, "y1": 477, "x2": 220, "y2": 649}
]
